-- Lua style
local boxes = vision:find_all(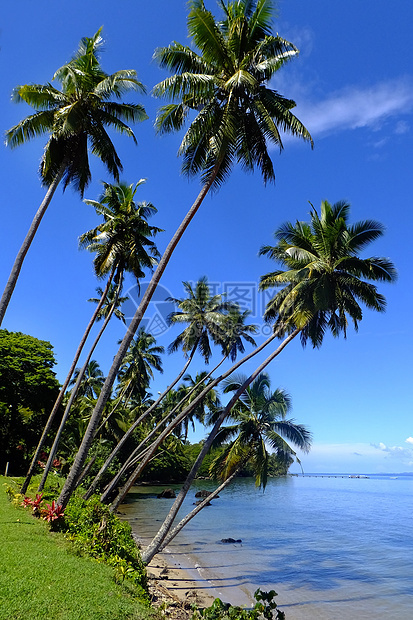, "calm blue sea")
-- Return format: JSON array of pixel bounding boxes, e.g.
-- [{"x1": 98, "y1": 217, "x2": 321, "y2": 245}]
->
[{"x1": 123, "y1": 474, "x2": 413, "y2": 619}]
